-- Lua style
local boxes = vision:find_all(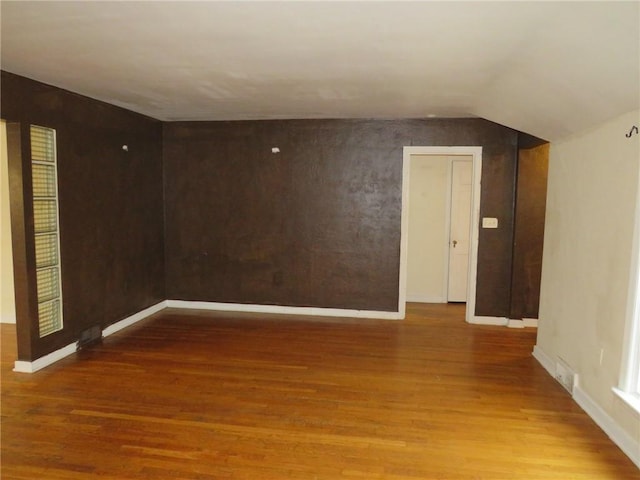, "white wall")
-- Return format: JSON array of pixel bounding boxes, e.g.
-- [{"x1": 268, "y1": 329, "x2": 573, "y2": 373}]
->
[
  {"x1": 1, "y1": 120, "x2": 17, "y2": 324},
  {"x1": 536, "y1": 110, "x2": 640, "y2": 457}
]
